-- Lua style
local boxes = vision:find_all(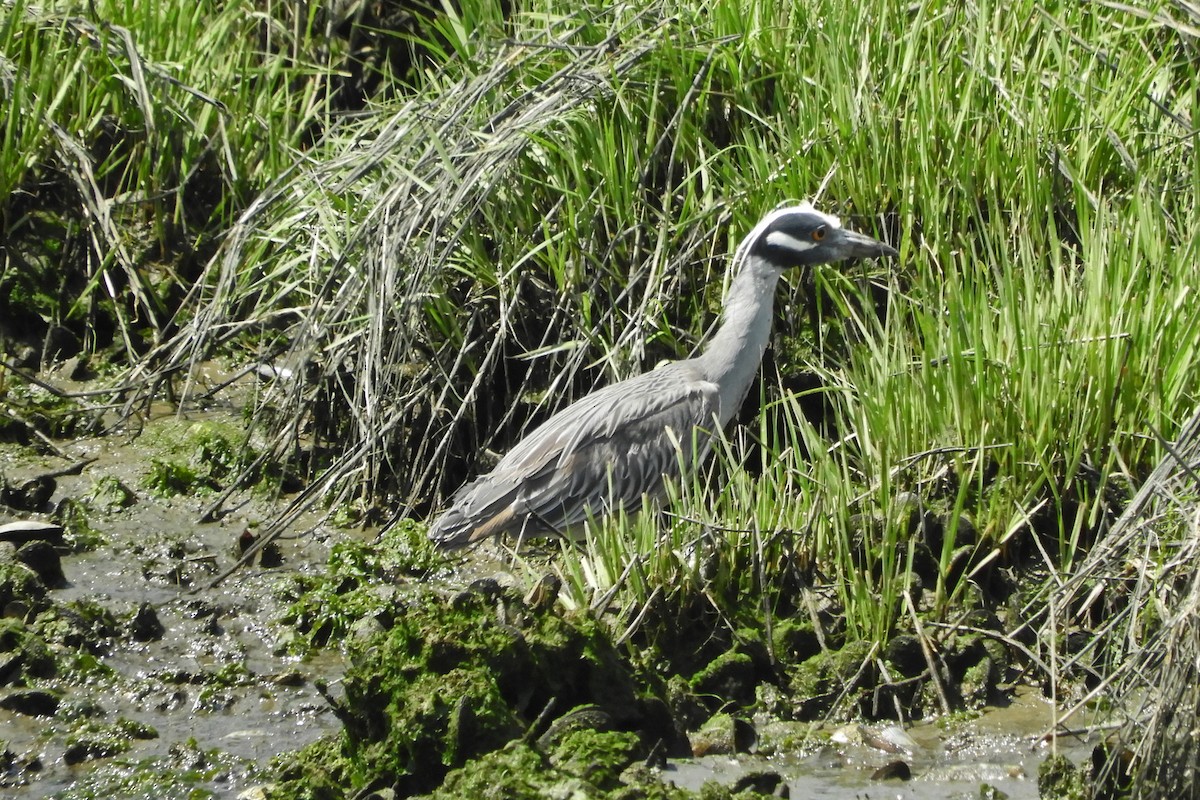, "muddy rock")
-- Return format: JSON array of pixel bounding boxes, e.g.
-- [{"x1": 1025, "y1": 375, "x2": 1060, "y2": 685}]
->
[
  {"x1": 127, "y1": 602, "x2": 165, "y2": 642},
  {"x1": 665, "y1": 674, "x2": 709, "y2": 731},
  {"x1": 63, "y1": 718, "x2": 158, "y2": 765},
  {"x1": 770, "y1": 618, "x2": 821, "y2": 664},
  {"x1": 34, "y1": 599, "x2": 119, "y2": 654},
  {"x1": 689, "y1": 712, "x2": 756, "y2": 756},
  {"x1": 14, "y1": 541, "x2": 64, "y2": 588},
  {"x1": 536, "y1": 704, "x2": 615, "y2": 750},
  {"x1": 1, "y1": 477, "x2": 56, "y2": 512},
  {"x1": 788, "y1": 641, "x2": 874, "y2": 720},
  {"x1": 0, "y1": 687, "x2": 59, "y2": 717},
  {"x1": 1037, "y1": 753, "x2": 1090, "y2": 799},
  {"x1": 732, "y1": 769, "x2": 788, "y2": 797},
  {"x1": 945, "y1": 634, "x2": 1005, "y2": 709},
  {"x1": 547, "y1": 729, "x2": 640, "y2": 791},
  {"x1": 690, "y1": 649, "x2": 758, "y2": 709},
  {"x1": 871, "y1": 759, "x2": 912, "y2": 781},
  {"x1": 0, "y1": 560, "x2": 48, "y2": 615},
  {"x1": 883, "y1": 634, "x2": 925, "y2": 678}
]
